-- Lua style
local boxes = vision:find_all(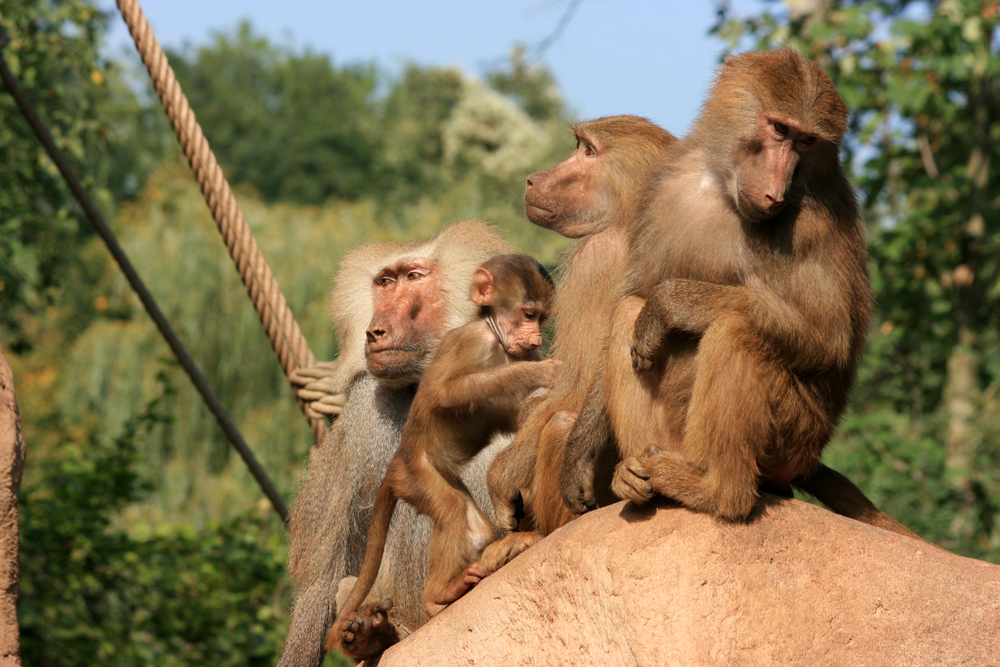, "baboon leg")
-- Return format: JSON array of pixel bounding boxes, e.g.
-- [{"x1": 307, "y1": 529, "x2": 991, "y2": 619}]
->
[
  {"x1": 605, "y1": 297, "x2": 660, "y2": 458},
  {"x1": 405, "y1": 458, "x2": 496, "y2": 617},
  {"x1": 617, "y1": 313, "x2": 771, "y2": 520}
]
